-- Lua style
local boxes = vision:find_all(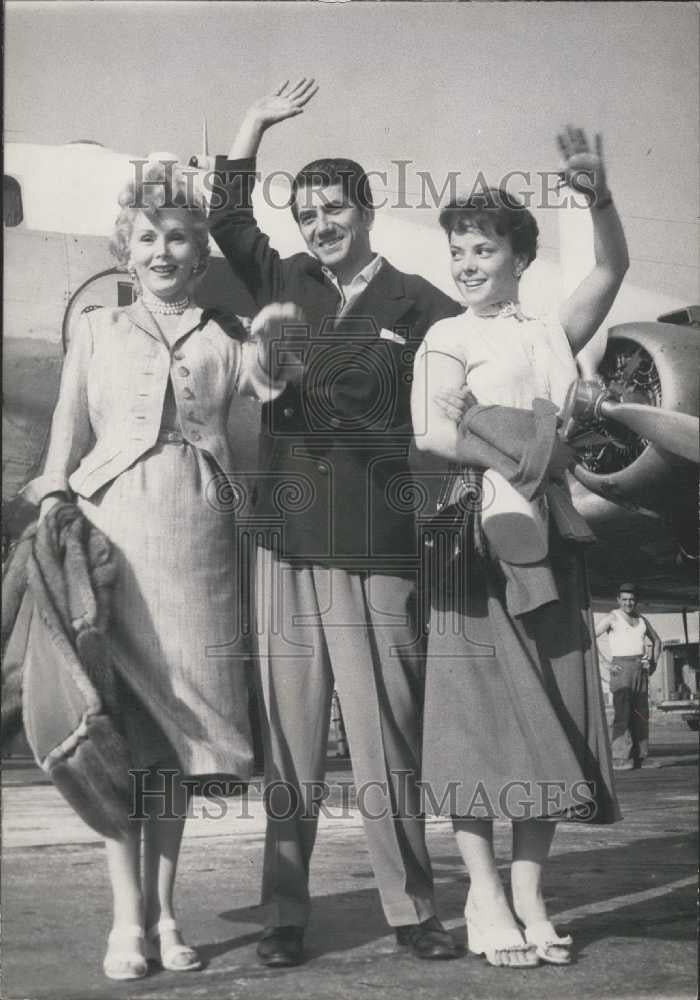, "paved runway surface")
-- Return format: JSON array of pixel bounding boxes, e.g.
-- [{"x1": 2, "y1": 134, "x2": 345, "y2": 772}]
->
[{"x1": 1, "y1": 713, "x2": 697, "y2": 1000}]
